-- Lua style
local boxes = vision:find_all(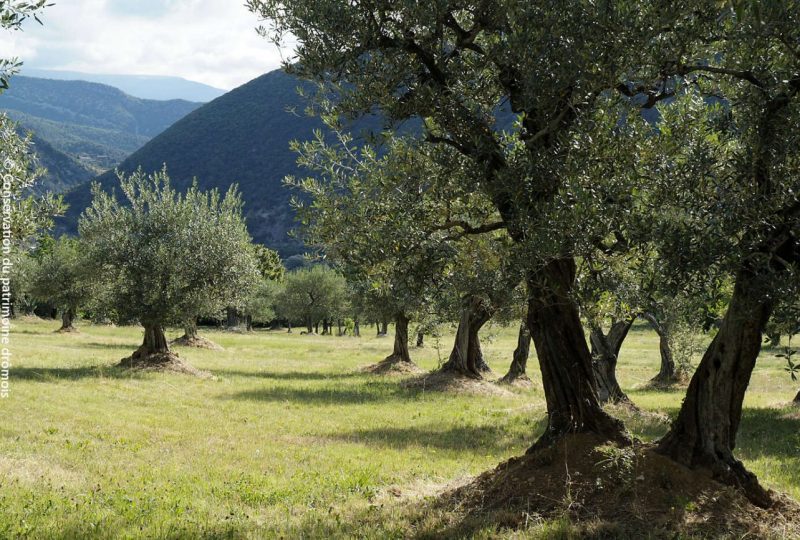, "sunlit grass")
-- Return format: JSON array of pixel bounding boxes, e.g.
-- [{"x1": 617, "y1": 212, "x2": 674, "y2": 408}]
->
[{"x1": 0, "y1": 317, "x2": 797, "y2": 538}]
